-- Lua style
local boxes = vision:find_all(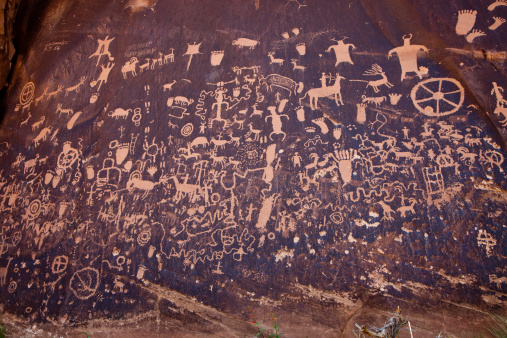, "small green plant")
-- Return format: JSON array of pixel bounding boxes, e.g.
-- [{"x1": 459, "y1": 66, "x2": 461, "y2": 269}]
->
[
  {"x1": 248, "y1": 306, "x2": 284, "y2": 338},
  {"x1": 0, "y1": 319, "x2": 5, "y2": 338},
  {"x1": 80, "y1": 332, "x2": 91, "y2": 338},
  {"x1": 485, "y1": 314, "x2": 507, "y2": 338}
]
